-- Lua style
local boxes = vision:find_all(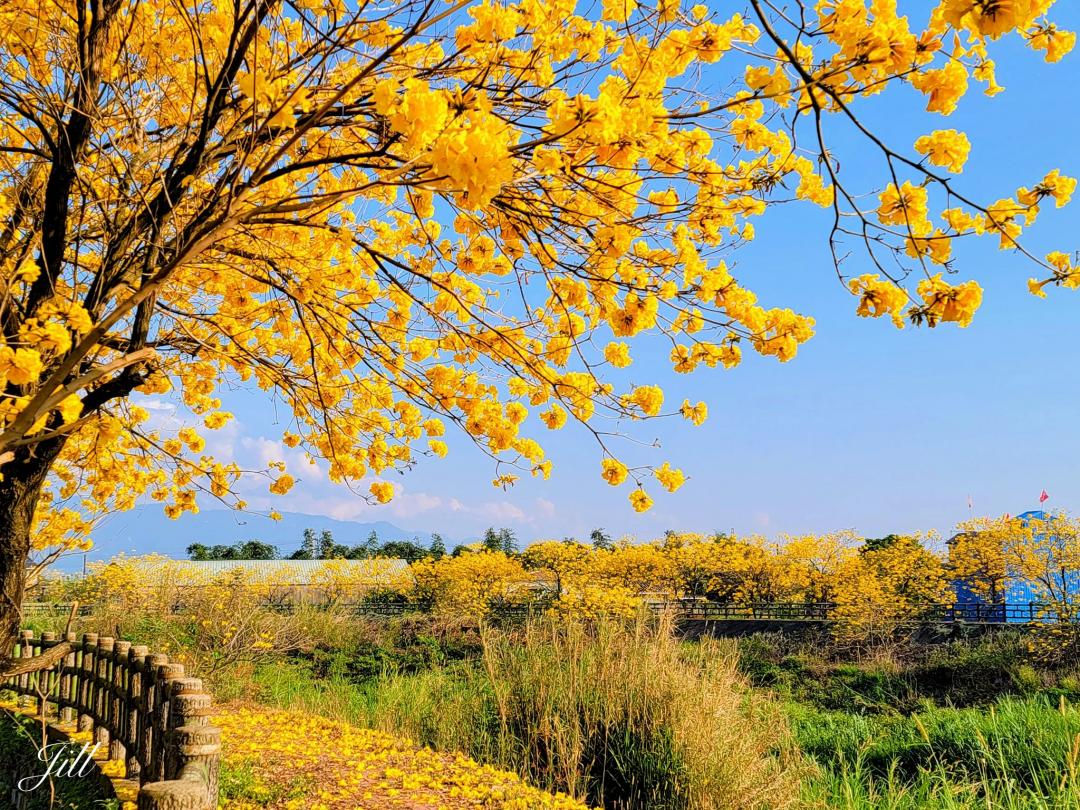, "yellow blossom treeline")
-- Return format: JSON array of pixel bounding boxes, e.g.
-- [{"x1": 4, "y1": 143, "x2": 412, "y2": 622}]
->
[
  {"x1": 44, "y1": 512, "x2": 1080, "y2": 650},
  {"x1": 39, "y1": 514, "x2": 1071, "y2": 648}
]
